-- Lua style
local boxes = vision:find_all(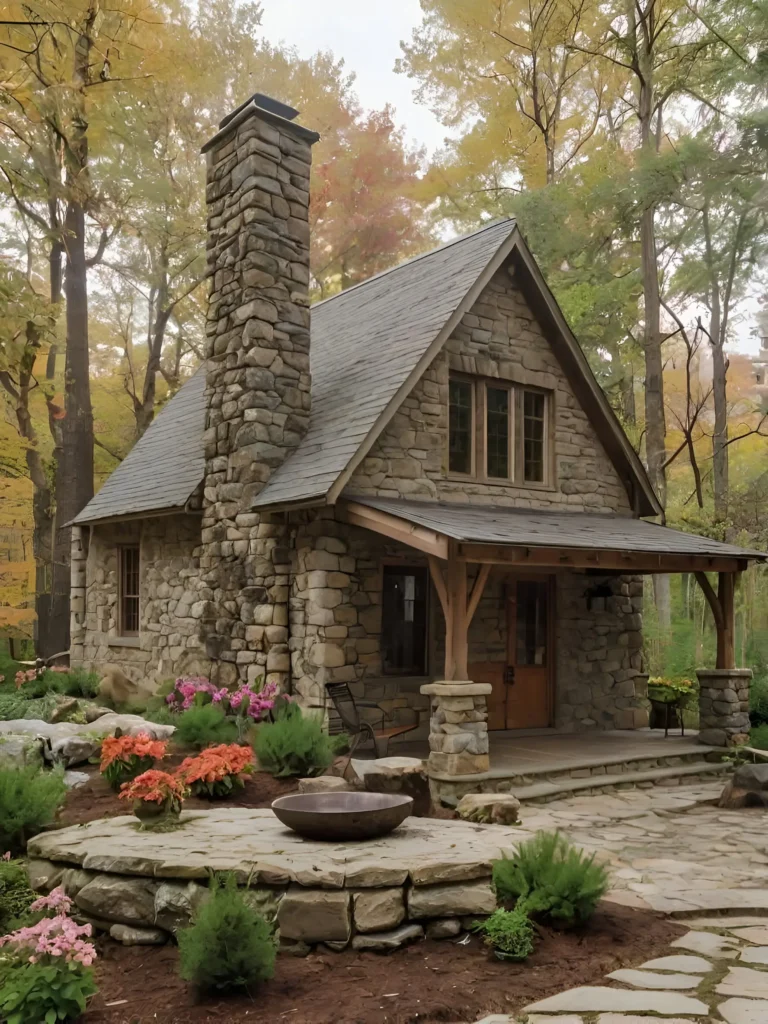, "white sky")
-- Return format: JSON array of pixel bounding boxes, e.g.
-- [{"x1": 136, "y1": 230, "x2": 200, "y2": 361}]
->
[{"x1": 260, "y1": 0, "x2": 763, "y2": 357}]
